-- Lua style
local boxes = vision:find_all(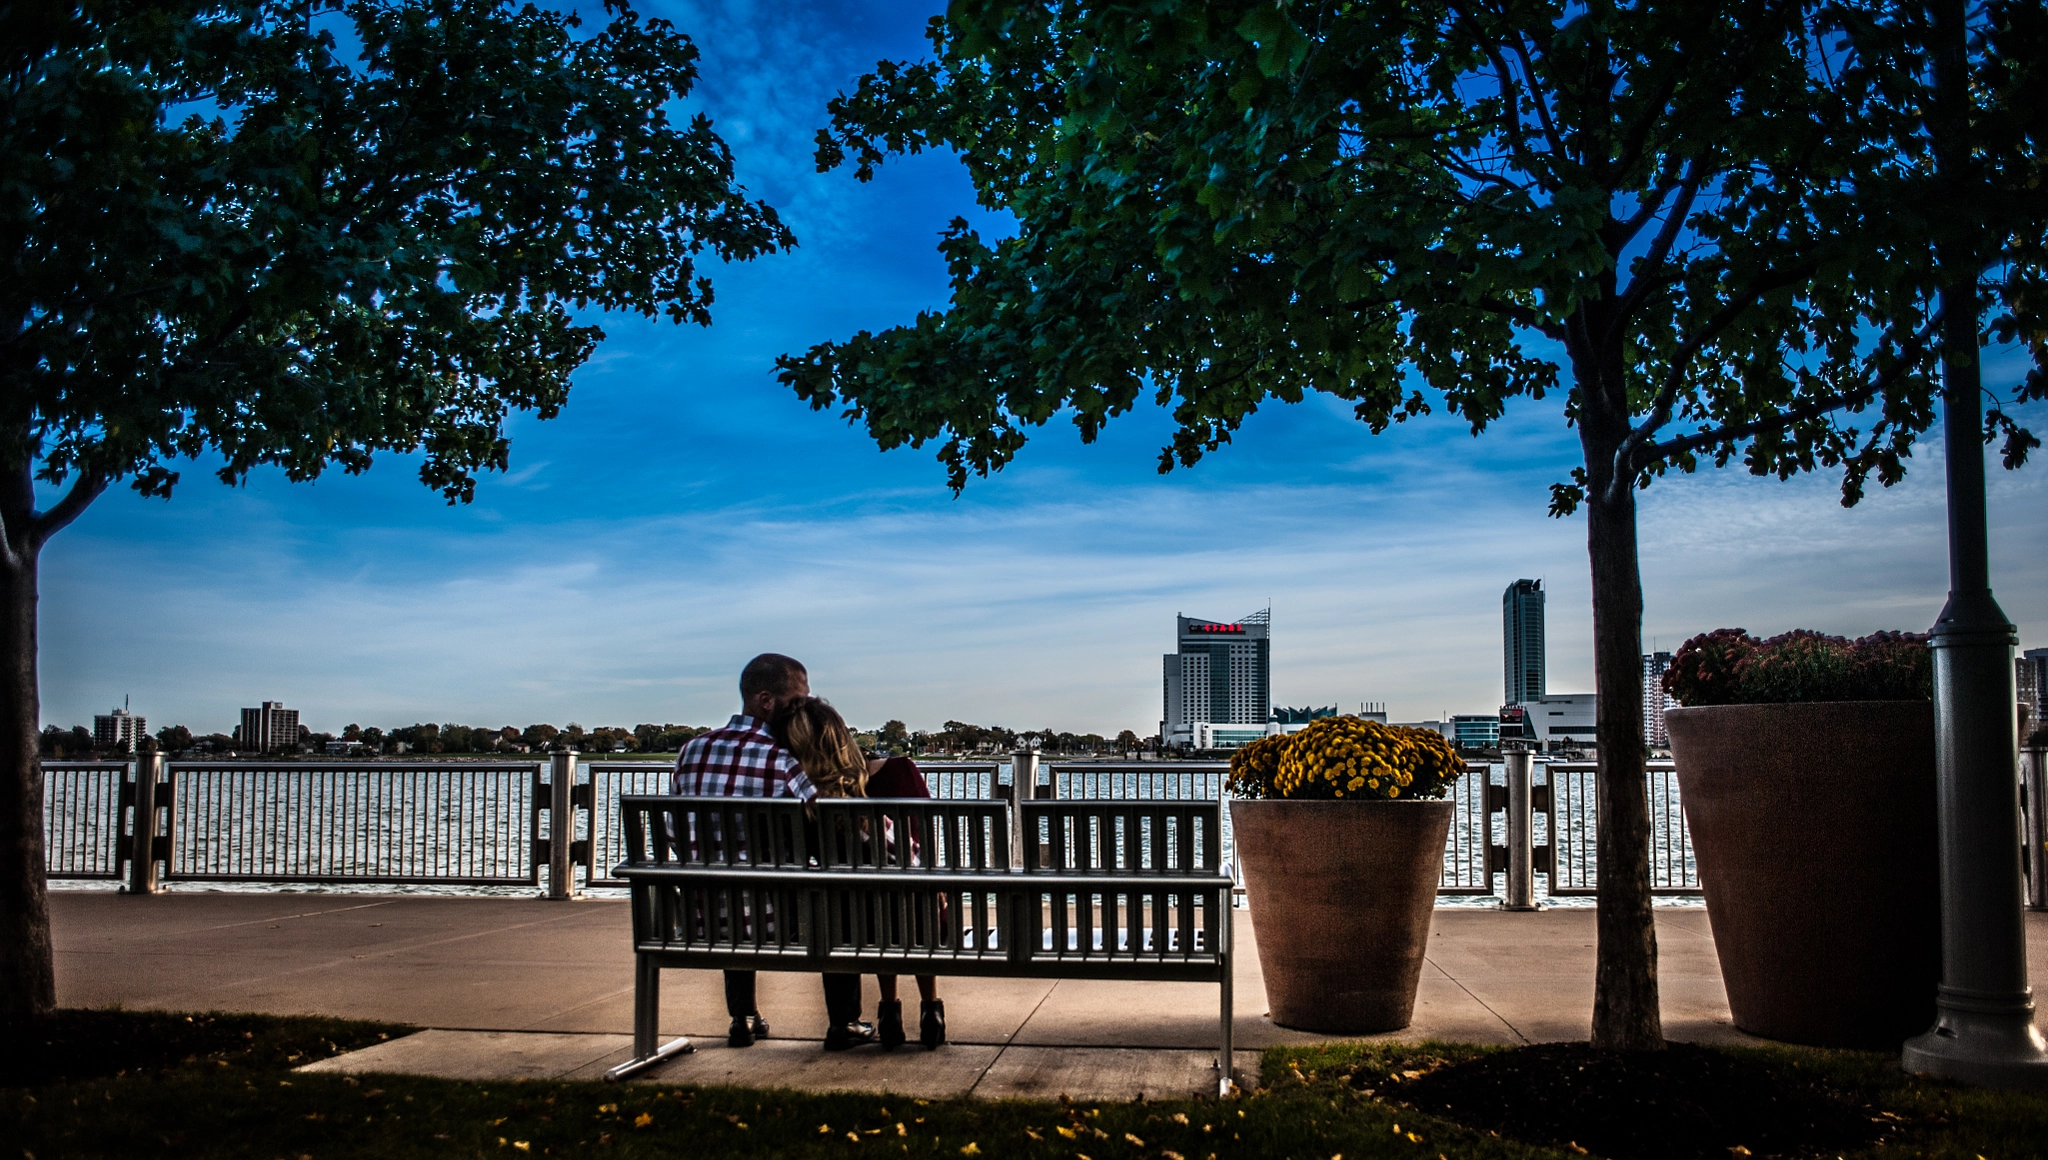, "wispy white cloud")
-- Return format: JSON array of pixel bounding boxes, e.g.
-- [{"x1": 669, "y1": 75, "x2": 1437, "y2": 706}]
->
[{"x1": 40, "y1": 419, "x2": 2042, "y2": 738}]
